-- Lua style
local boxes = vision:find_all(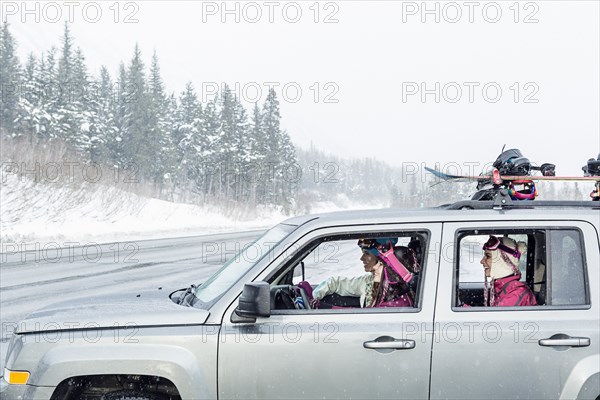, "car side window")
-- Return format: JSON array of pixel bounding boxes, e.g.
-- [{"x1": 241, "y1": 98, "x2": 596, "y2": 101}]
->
[
  {"x1": 455, "y1": 229, "x2": 589, "y2": 308},
  {"x1": 548, "y1": 230, "x2": 587, "y2": 306},
  {"x1": 292, "y1": 240, "x2": 360, "y2": 287},
  {"x1": 268, "y1": 232, "x2": 428, "y2": 312}
]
